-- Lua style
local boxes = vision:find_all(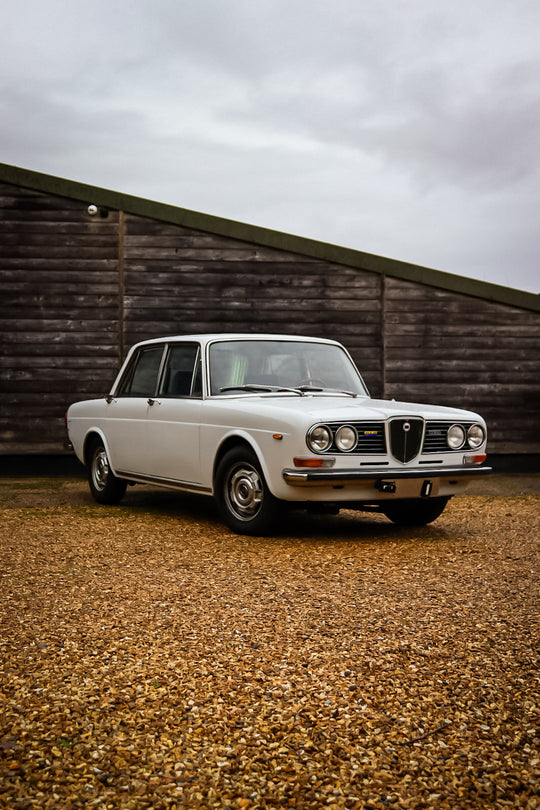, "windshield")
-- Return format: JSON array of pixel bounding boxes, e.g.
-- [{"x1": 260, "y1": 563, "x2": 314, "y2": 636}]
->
[{"x1": 208, "y1": 340, "x2": 368, "y2": 396}]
